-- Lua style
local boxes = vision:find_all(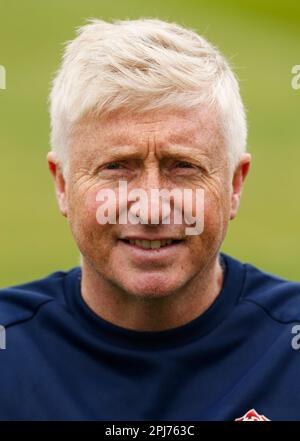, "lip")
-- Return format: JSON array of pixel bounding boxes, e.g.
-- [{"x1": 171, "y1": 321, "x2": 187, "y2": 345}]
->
[
  {"x1": 118, "y1": 238, "x2": 185, "y2": 263},
  {"x1": 120, "y1": 236, "x2": 184, "y2": 241}
]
